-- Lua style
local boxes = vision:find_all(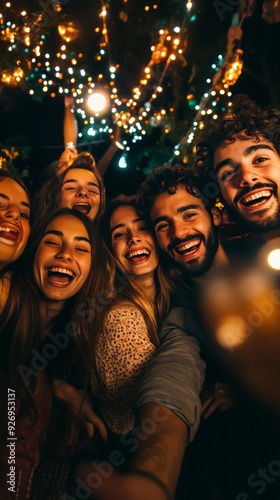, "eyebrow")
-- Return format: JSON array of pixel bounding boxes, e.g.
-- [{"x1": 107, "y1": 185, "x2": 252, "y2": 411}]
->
[
  {"x1": 214, "y1": 144, "x2": 276, "y2": 175},
  {"x1": 0, "y1": 193, "x2": 31, "y2": 211},
  {"x1": 153, "y1": 204, "x2": 202, "y2": 226},
  {"x1": 111, "y1": 217, "x2": 145, "y2": 234},
  {"x1": 62, "y1": 179, "x2": 100, "y2": 190},
  {"x1": 43, "y1": 229, "x2": 91, "y2": 244}
]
